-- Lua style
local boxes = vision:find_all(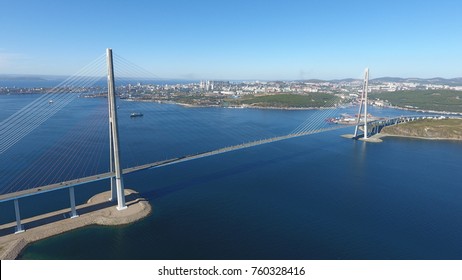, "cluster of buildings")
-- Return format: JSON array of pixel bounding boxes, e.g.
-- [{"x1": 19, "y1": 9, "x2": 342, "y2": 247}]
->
[
  {"x1": 368, "y1": 82, "x2": 462, "y2": 93},
  {"x1": 118, "y1": 80, "x2": 347, "y2": 98},
  {"x1": 2, "y1": 78, "x2": 462, "y2": 101},
  {"x1": 121, "y1": 78, "x2": 462, "y2": 95}
]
